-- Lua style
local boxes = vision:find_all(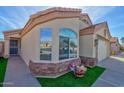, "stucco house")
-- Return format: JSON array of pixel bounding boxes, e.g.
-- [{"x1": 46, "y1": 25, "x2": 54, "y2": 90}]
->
[
  {"x1": 79, "y1": 22, "x2": 111, "y2": 67},
  {"x1": 2, "y1": 7, "x2": 111, "y2": 77},
  {"x1": 110, "y1": 37, "x2": 120, "y2": 54}
]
